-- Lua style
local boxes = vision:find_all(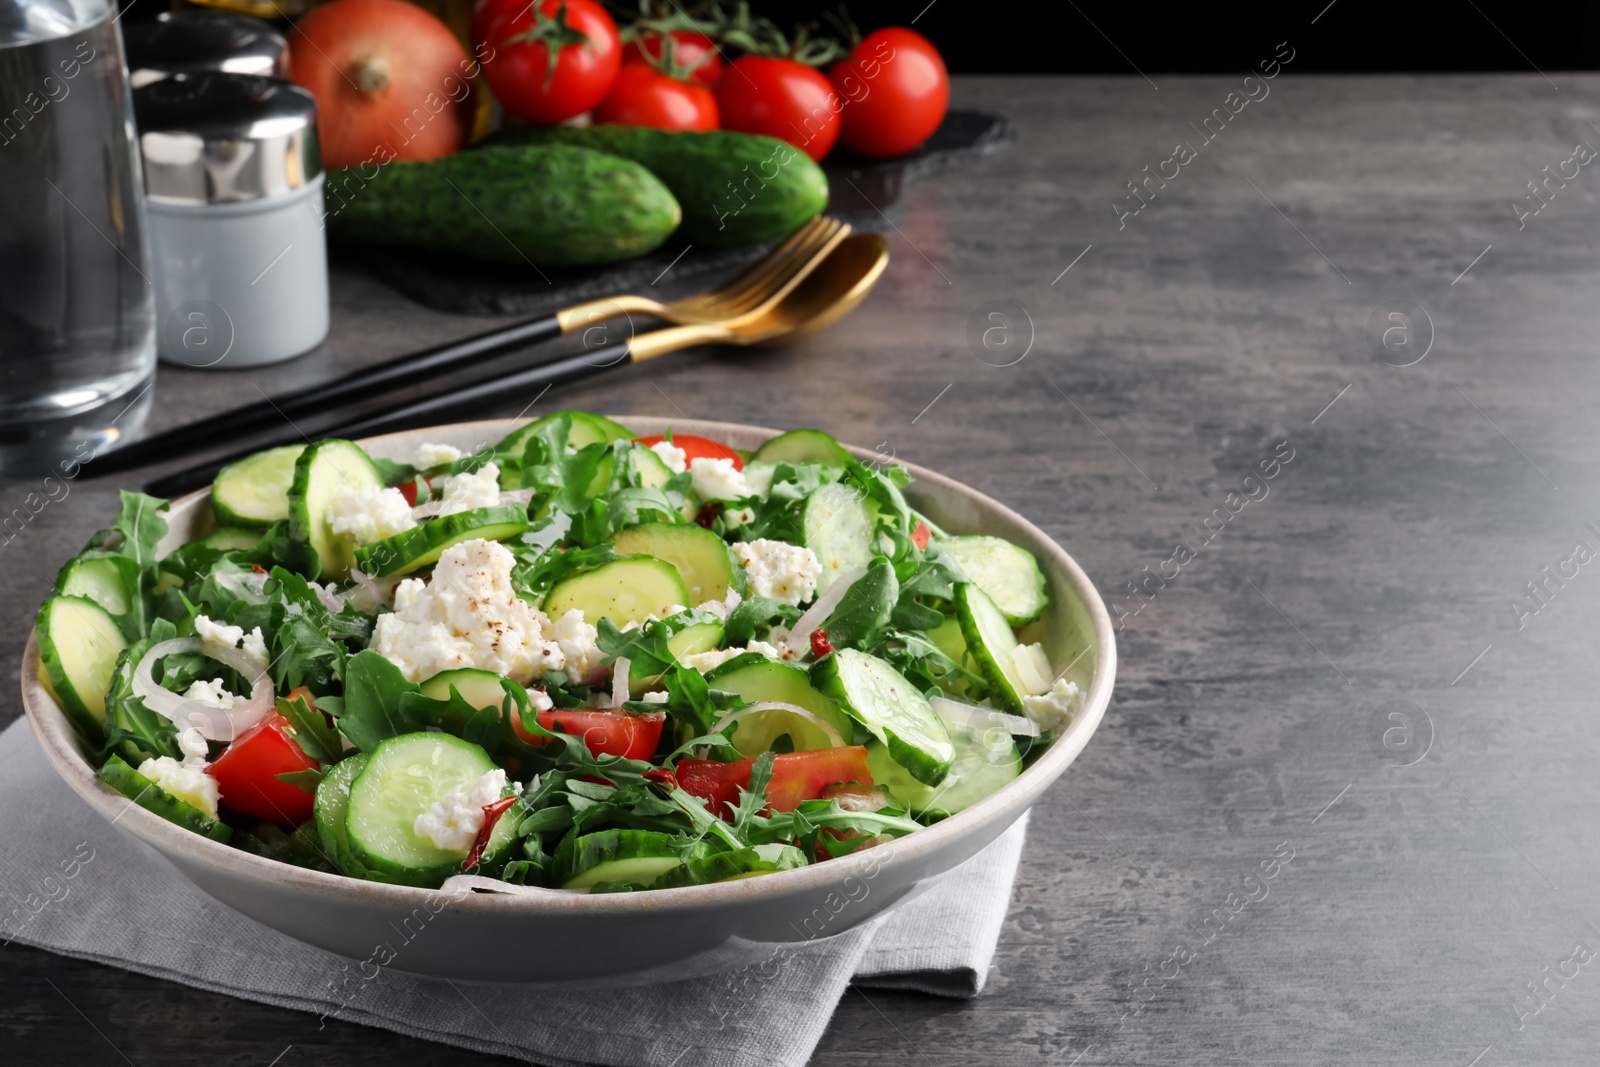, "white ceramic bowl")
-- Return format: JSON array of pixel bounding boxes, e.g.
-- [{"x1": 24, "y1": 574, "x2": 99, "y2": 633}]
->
[{"x1": 21, "y1": 417, "x2": 1114, "y2": 984}]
